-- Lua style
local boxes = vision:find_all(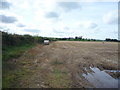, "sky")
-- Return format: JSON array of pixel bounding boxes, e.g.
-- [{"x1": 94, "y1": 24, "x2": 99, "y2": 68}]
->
[{"x1": 0, "y1": 0, "x2": 119, "y2": 40}]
